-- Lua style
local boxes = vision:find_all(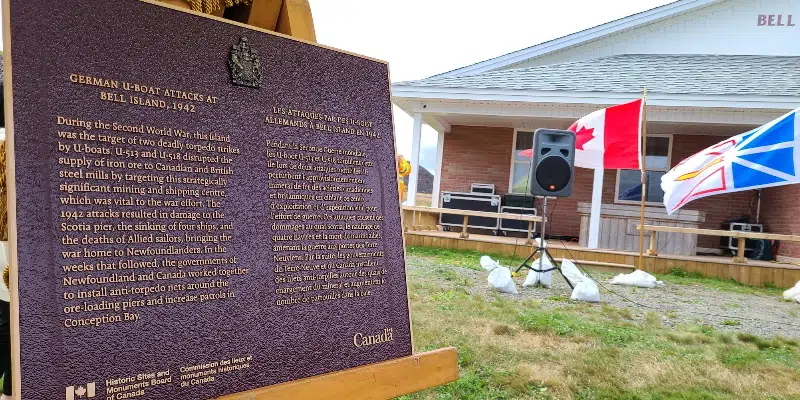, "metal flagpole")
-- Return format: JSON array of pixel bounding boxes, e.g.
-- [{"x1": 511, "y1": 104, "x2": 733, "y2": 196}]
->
[{"x1": 638, "y1": 89, "x2": 648, "y2": 270}]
